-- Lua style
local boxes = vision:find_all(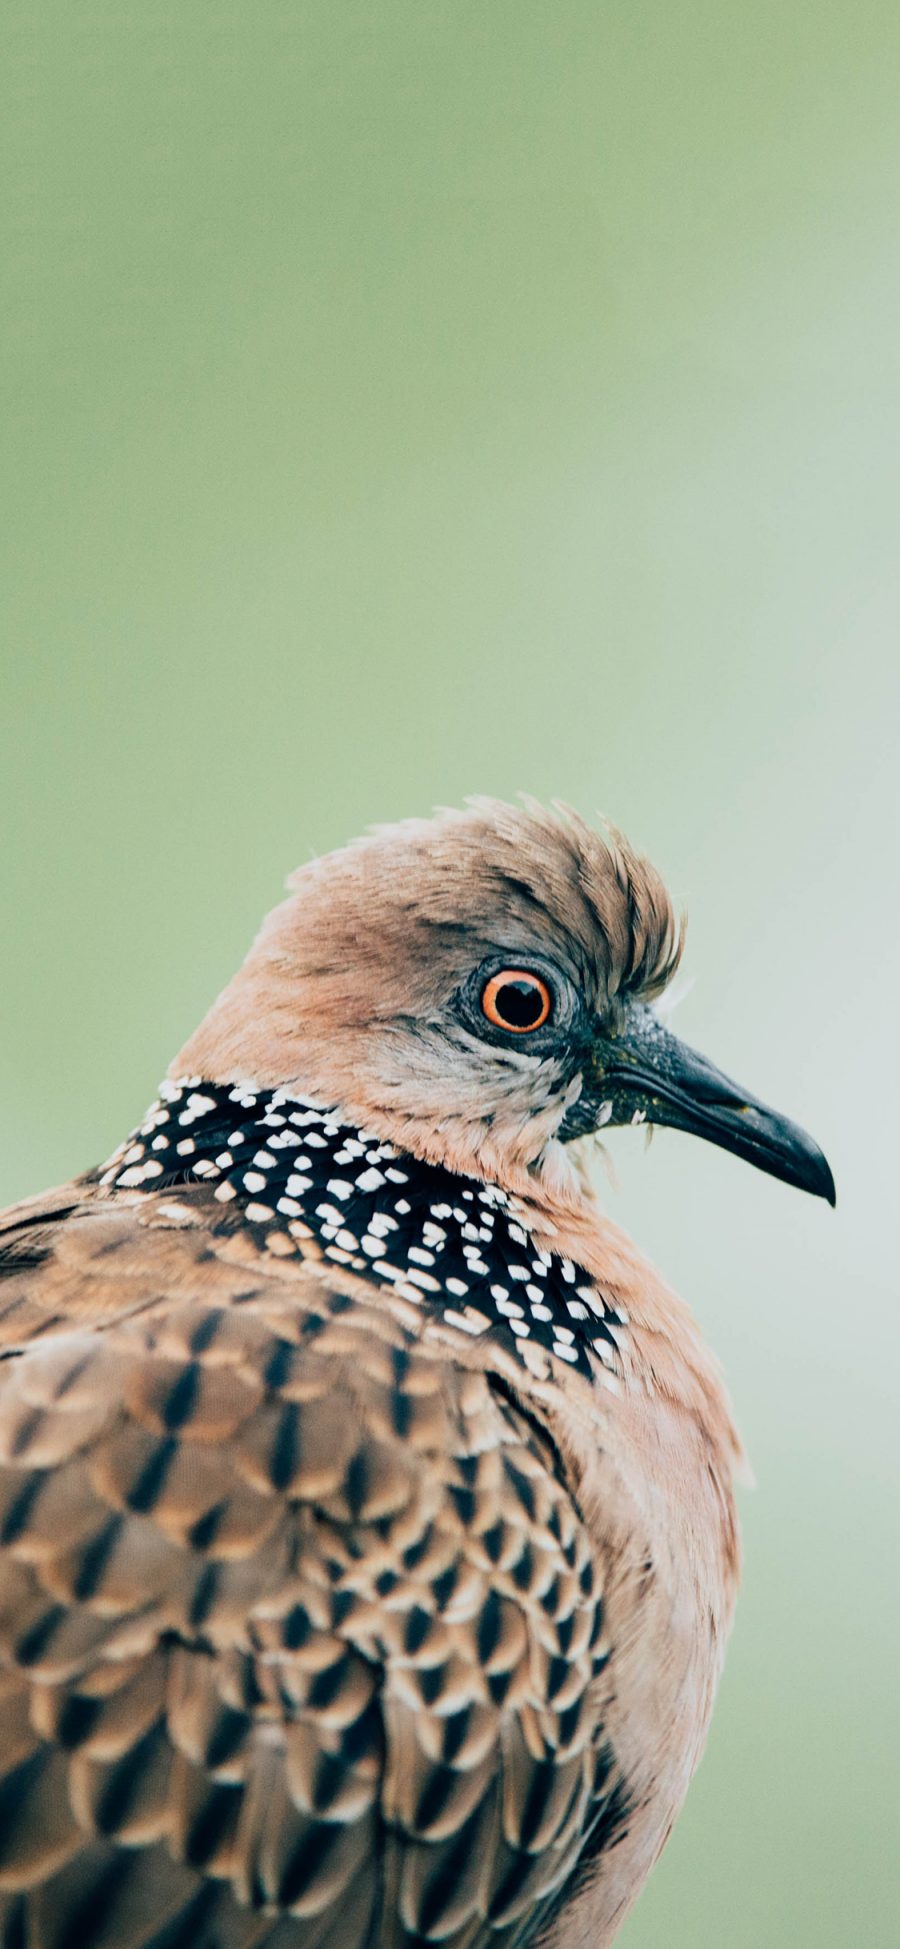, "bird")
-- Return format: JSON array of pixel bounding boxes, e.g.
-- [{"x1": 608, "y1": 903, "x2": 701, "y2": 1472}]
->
[{"x1": 0, "y1": 799, "x2": 834, "y2": 1949}]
